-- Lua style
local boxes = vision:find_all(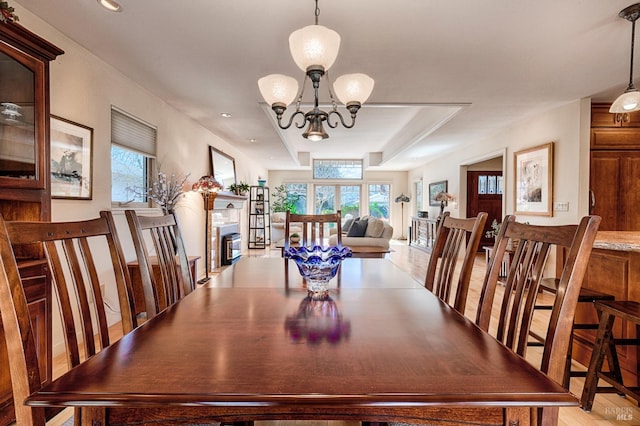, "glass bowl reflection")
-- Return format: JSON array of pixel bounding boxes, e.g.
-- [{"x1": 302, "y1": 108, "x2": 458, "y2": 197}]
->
[
  {"x1": 284, "y1": 294, "x2": 350, "y2": 344},
  {"x1": 283, "y1": 245, "x2": 352, "y2": 294}
]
